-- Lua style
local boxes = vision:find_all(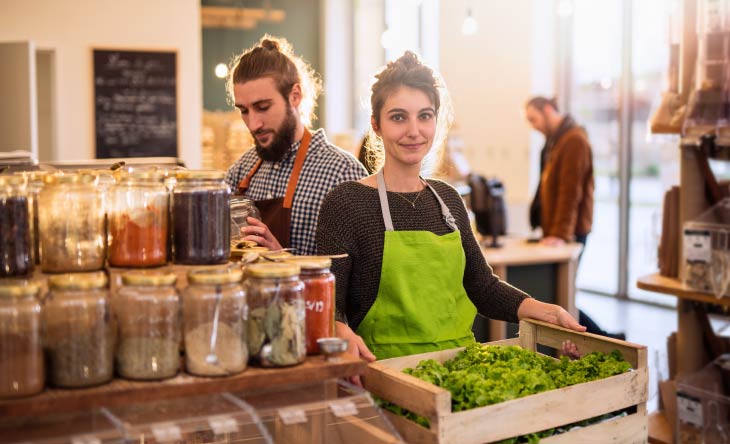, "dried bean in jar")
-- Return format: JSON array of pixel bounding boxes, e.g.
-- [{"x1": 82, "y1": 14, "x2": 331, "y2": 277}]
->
[
  {"x1": 0, "y1": 196, "x2": 32, "y2": 277},
  {"x1": 173, "y1": 190, "x2": 229, "y2": 264}
]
